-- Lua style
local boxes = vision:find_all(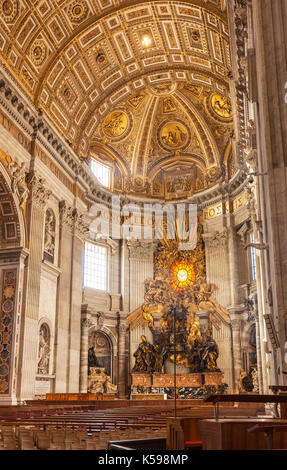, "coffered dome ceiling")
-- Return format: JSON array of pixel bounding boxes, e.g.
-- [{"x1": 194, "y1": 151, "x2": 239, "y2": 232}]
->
[{"x1": 0, "y1": 0, "x2": 234, "y2": 199}]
